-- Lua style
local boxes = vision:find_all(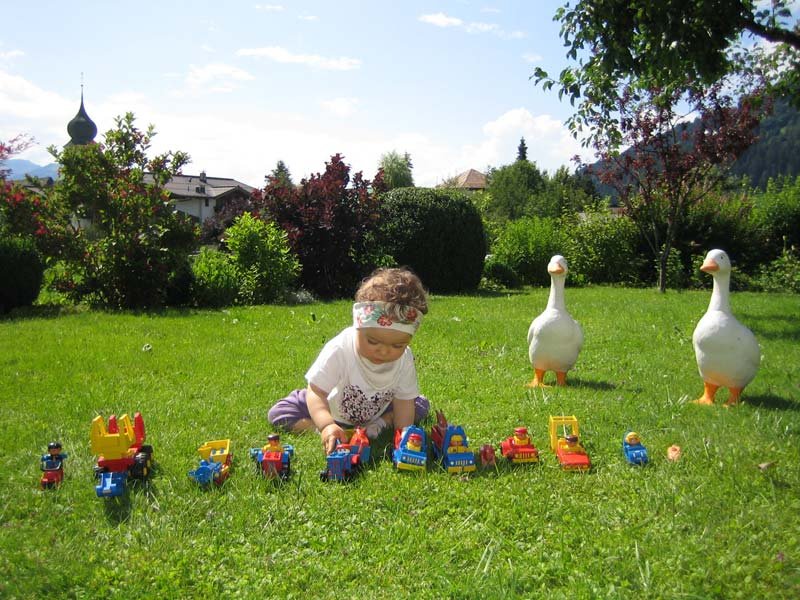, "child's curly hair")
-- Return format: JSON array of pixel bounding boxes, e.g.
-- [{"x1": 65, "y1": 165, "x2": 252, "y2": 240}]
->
[{"x1": 355, "y1": 267, "x2": 429, "y2": 315}]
